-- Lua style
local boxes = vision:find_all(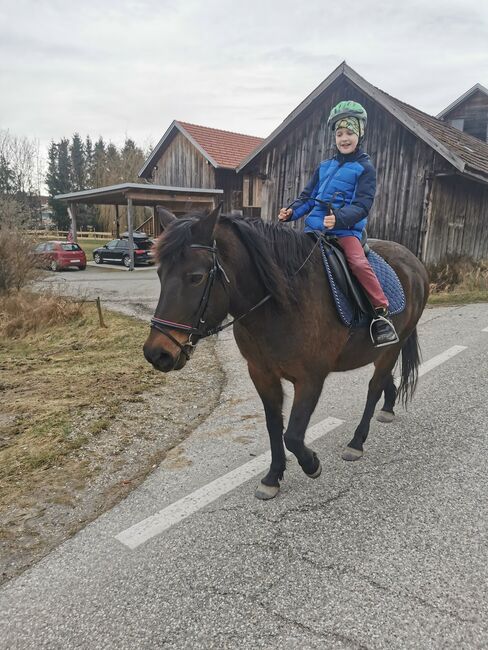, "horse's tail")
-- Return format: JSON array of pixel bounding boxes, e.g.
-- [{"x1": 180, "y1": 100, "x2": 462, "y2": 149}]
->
[{"x1": 397, "y1": 327, "x2": 421, "y2": 406}]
